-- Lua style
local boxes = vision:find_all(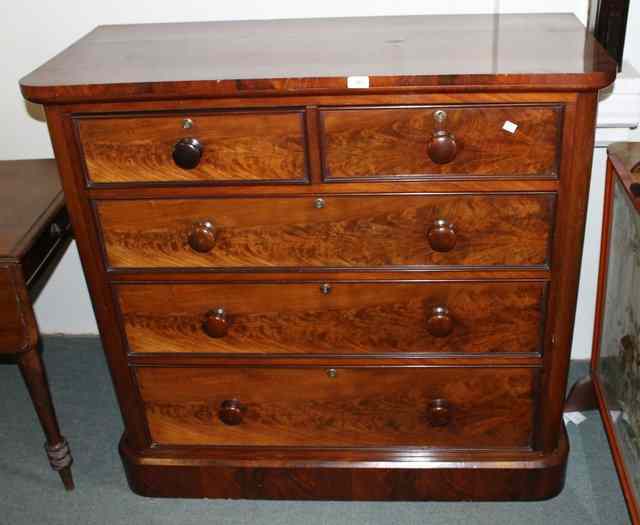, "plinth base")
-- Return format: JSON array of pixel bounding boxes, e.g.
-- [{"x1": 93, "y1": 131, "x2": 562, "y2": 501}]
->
[{"x1": 120, "y1": 426, "x2": 568, "y2": 501}]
